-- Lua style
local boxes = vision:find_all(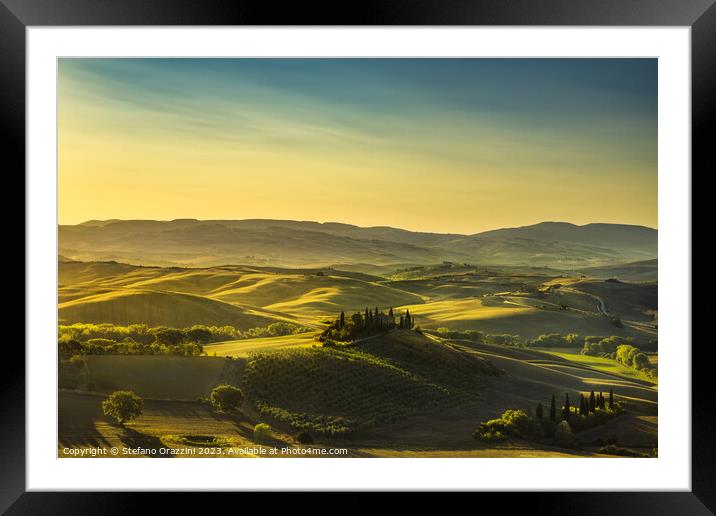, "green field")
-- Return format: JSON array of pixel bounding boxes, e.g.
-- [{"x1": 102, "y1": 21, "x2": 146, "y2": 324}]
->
[
  {"x1": 59, "y1": 331, "x2": 658, "y2": 457},
  {"x1": 242, "y1": 331, "x2": 501, "y2": 435},
  {"x1": 532, "y1": 348, "x2": 658, "y2": 385},
  {"x1": 83, "y1": 355, "x2": 228, "y2": 399},
  {"x1": 204, "y1": 331, "x2": 320, "y2": 357},
  {"x1": 58, "y1": 254, "x2": 658, "y2": 458}
]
